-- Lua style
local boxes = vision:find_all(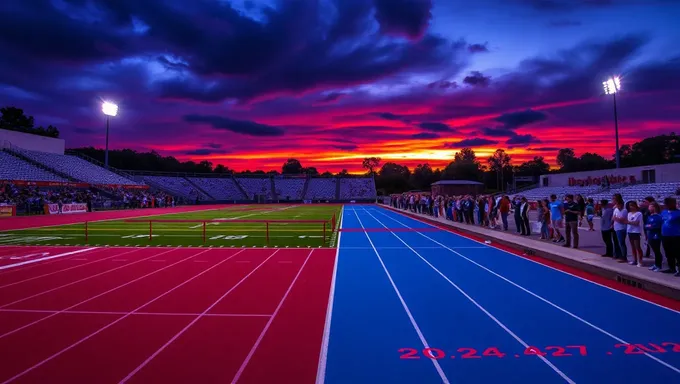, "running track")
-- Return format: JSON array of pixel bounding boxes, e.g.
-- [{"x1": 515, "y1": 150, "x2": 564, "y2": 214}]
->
[{"x1": 1, "y1": 205, "x2": 680, "y2": 383}]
